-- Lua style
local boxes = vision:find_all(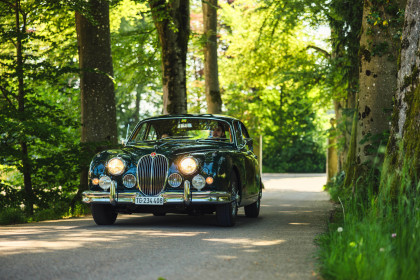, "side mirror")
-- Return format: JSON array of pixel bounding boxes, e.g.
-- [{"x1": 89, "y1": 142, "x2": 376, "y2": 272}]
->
[
  {"x1": 245, "y1": 138, "x2": 254, "y2": 152},
  {"x1": 239, "y1": 138, "x2": 254, "y2": 151}
]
